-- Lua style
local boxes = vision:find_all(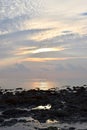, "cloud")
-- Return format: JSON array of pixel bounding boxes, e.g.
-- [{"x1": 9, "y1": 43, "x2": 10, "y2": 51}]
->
[
  {"x1": 0, "y1": 30, "x2": 87, "y2": 68},
  {"x1": 21, "y1": 57, "x2": 68, "y2": 62},
  {"x1": 81, "y1": 12, "x2": 87, "y2": 16},
  {"x1": 0, "y1": 28, "x2": 51, "y2": 58},
  {"x1": 0, "y1": 0, "x2": 45, "y2": 35},
  {"x1": 0, "y1": 0, "x2": 43, "y2": 19},
  {"x1": 0, "y1": 15, "x2": 29, "y2": 34},
  {"x1": 0, "y1": 63, "x2": 31, "y2": 82}
]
